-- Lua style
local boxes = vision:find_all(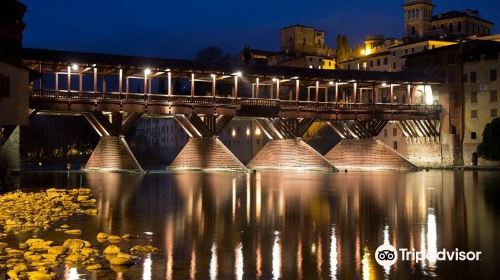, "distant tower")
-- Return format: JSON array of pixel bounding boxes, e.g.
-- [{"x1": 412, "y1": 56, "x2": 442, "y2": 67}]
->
[
  {"x1": 0, "y1": 0, "x2": 27, "y2": 62},
  {"x1": 403, "y1": 0, "x2": 434, "y2": 38}
]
